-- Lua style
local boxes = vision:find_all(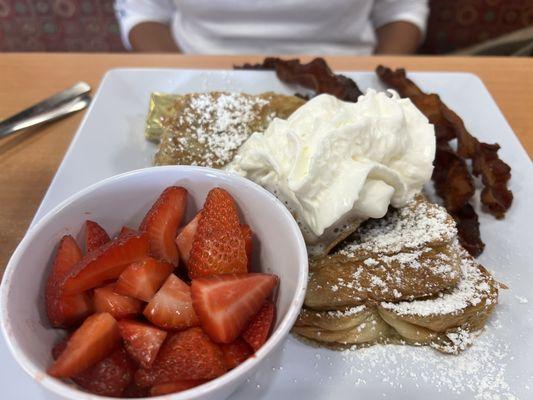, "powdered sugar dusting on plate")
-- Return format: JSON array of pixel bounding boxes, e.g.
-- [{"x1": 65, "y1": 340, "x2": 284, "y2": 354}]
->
[{"x1": 339, "y1": 322, "x2": 516, "y2": 399}]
